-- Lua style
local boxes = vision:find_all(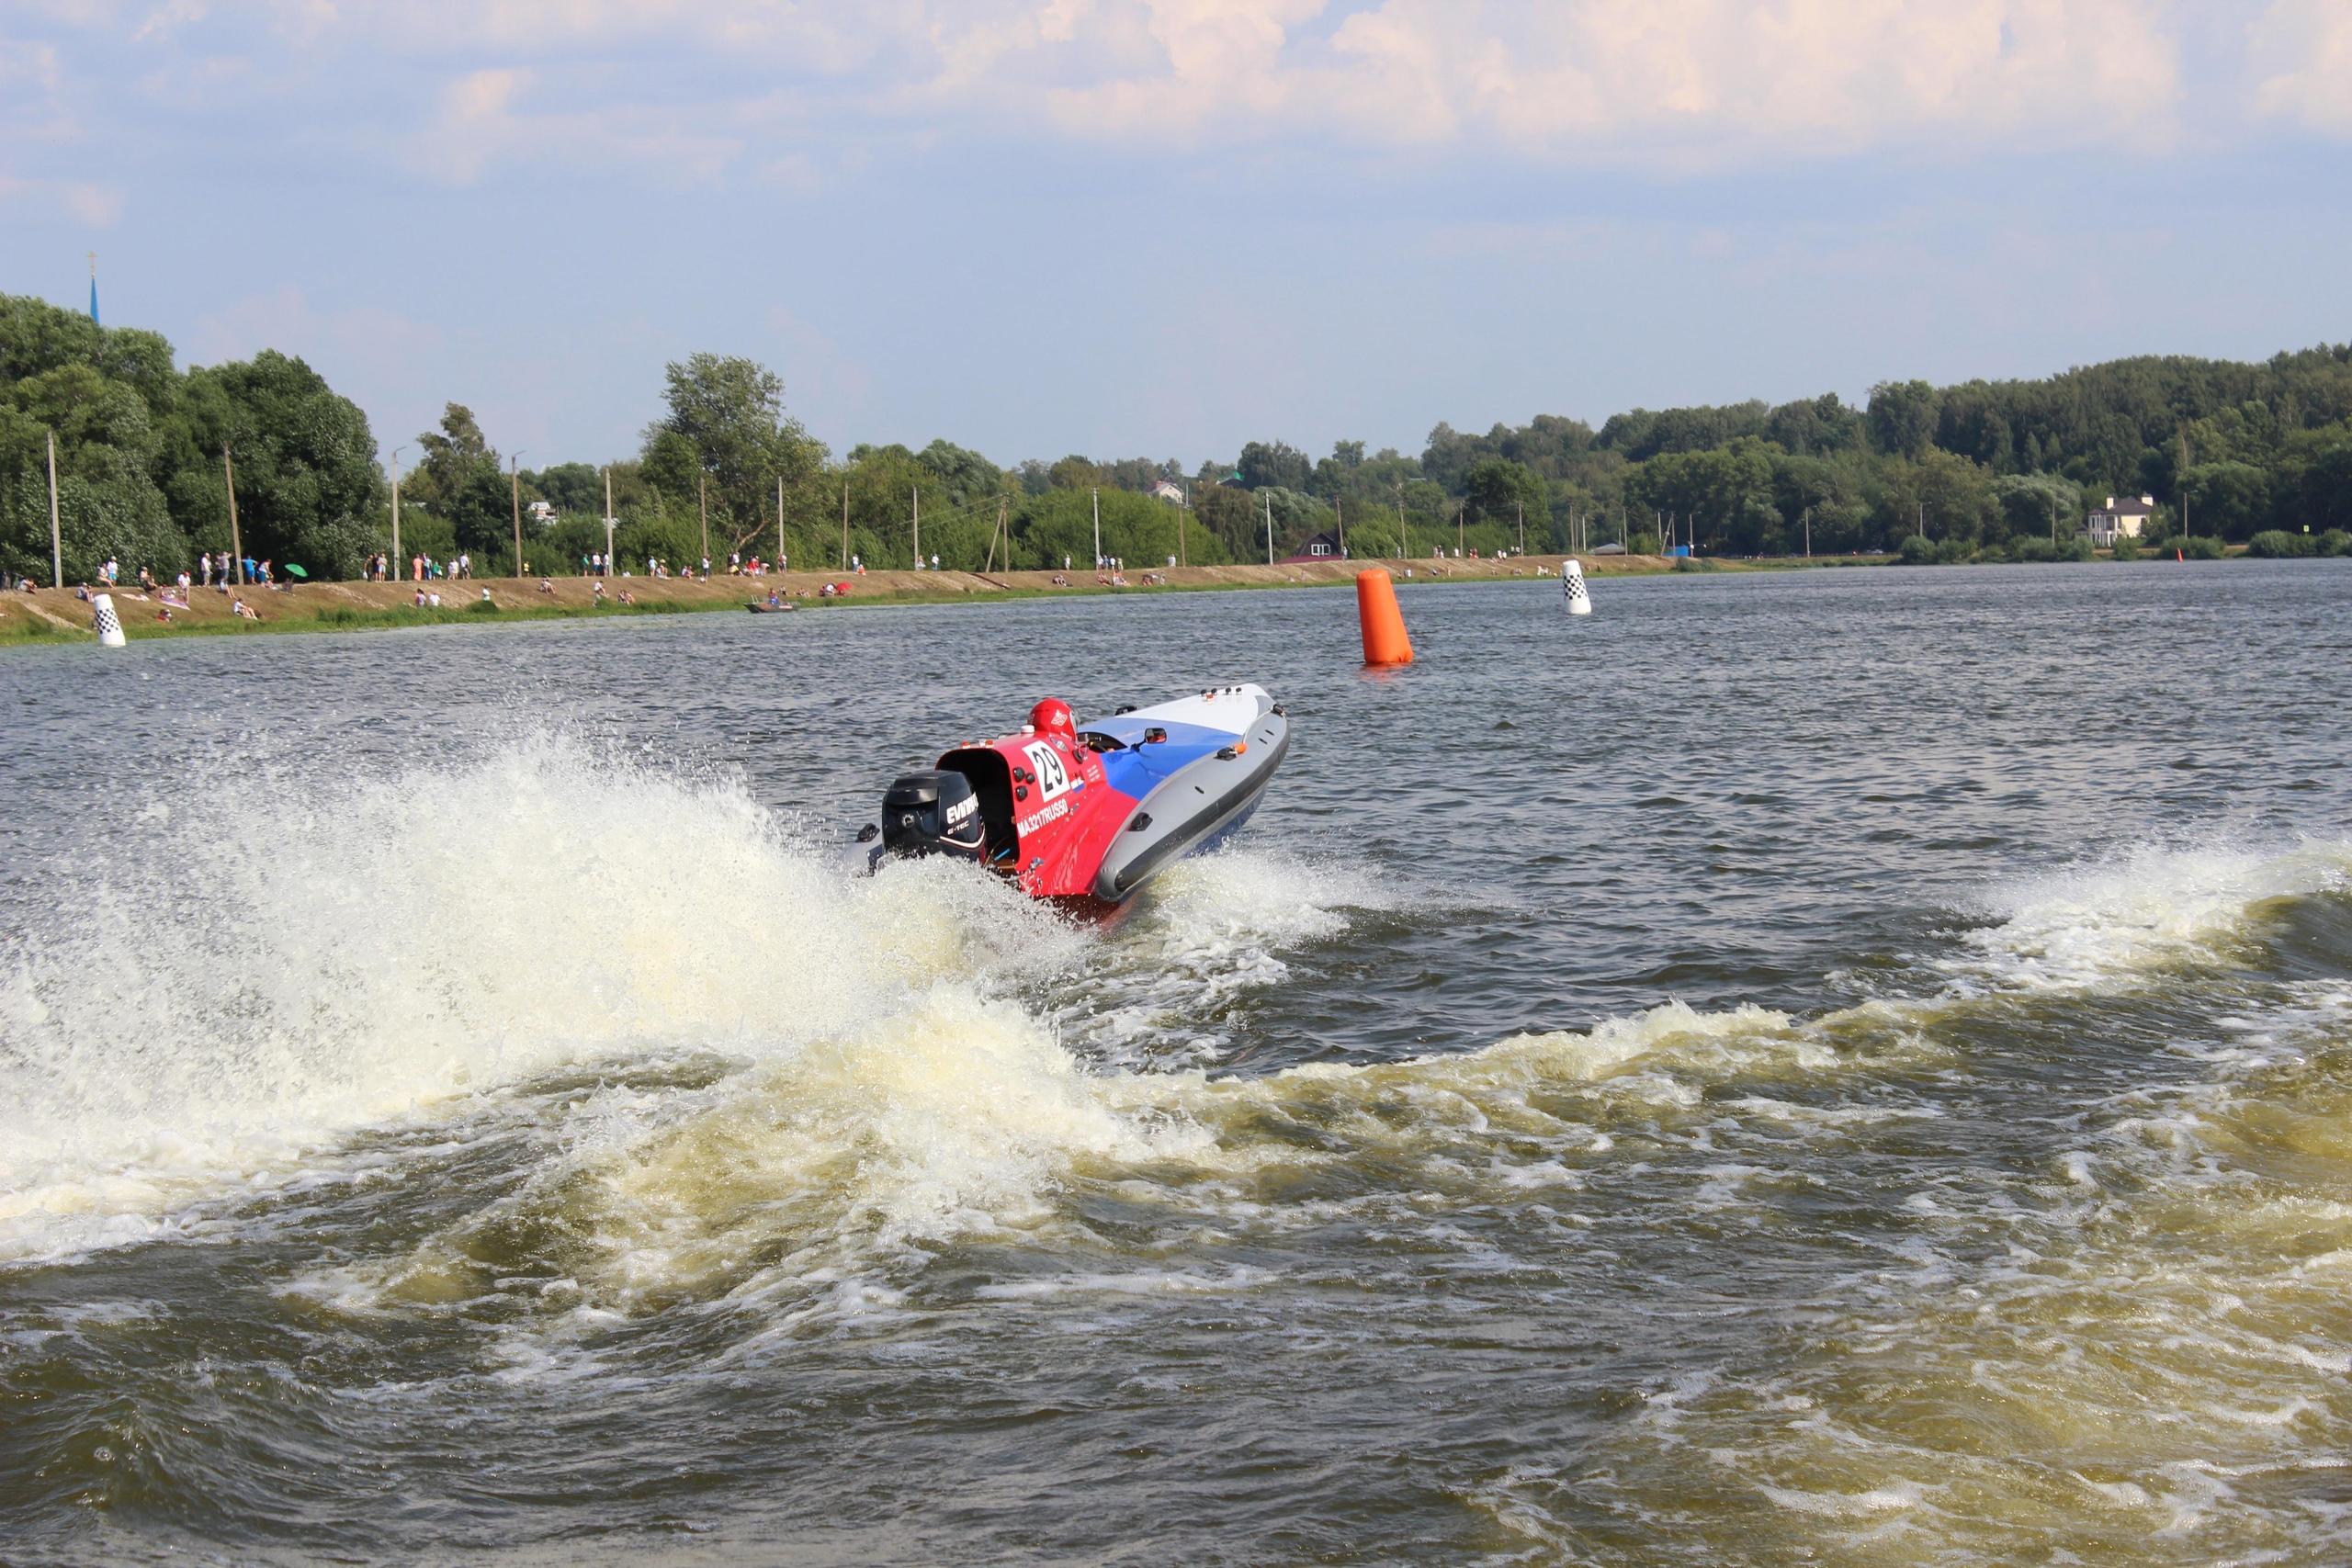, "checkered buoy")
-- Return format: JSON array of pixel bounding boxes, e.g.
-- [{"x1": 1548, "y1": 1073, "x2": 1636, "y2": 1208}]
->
[
  {"x1": 92, "y1": 592, "x2": 127, "y2": 648},
  {"x1": 1563, "y1": 558, "x2": 1592, "y2": 616}
]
